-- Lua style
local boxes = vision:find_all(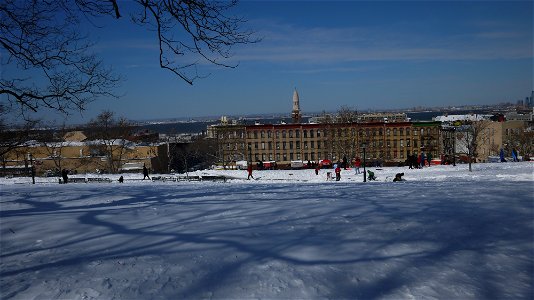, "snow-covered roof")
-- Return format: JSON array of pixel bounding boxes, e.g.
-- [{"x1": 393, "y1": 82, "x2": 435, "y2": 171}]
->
[
  {"x1": 433, "y1": 114, "x2": 491, "y2": 122},
  {"x1": 22, "y1": 140, "x2": 165, "y2": 148}
]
